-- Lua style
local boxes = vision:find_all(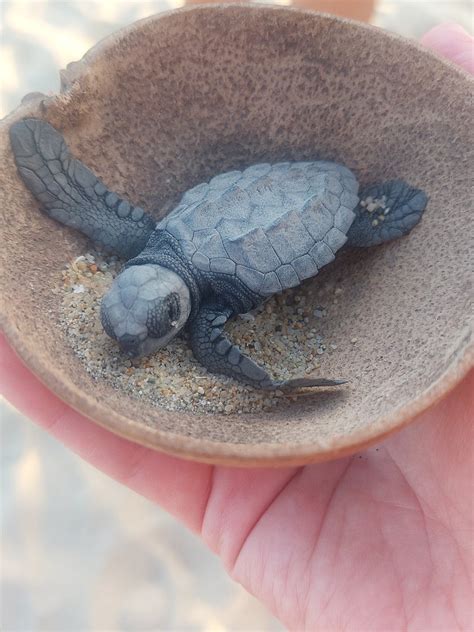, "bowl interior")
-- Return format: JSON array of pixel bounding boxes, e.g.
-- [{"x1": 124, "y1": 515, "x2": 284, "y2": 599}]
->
[{"x1": 1, "y1": 6, "x2": 472, "y2": 465}]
